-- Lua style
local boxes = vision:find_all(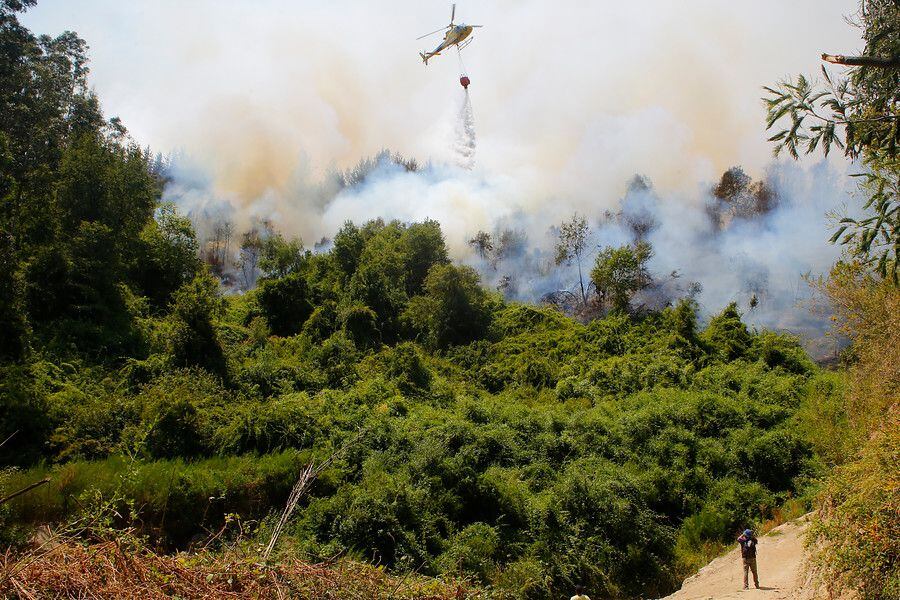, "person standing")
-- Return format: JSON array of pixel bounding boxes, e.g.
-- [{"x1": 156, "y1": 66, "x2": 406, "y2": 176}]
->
[{"x1": 737, "y1": 528, "x2": 760, "y2": 589}]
